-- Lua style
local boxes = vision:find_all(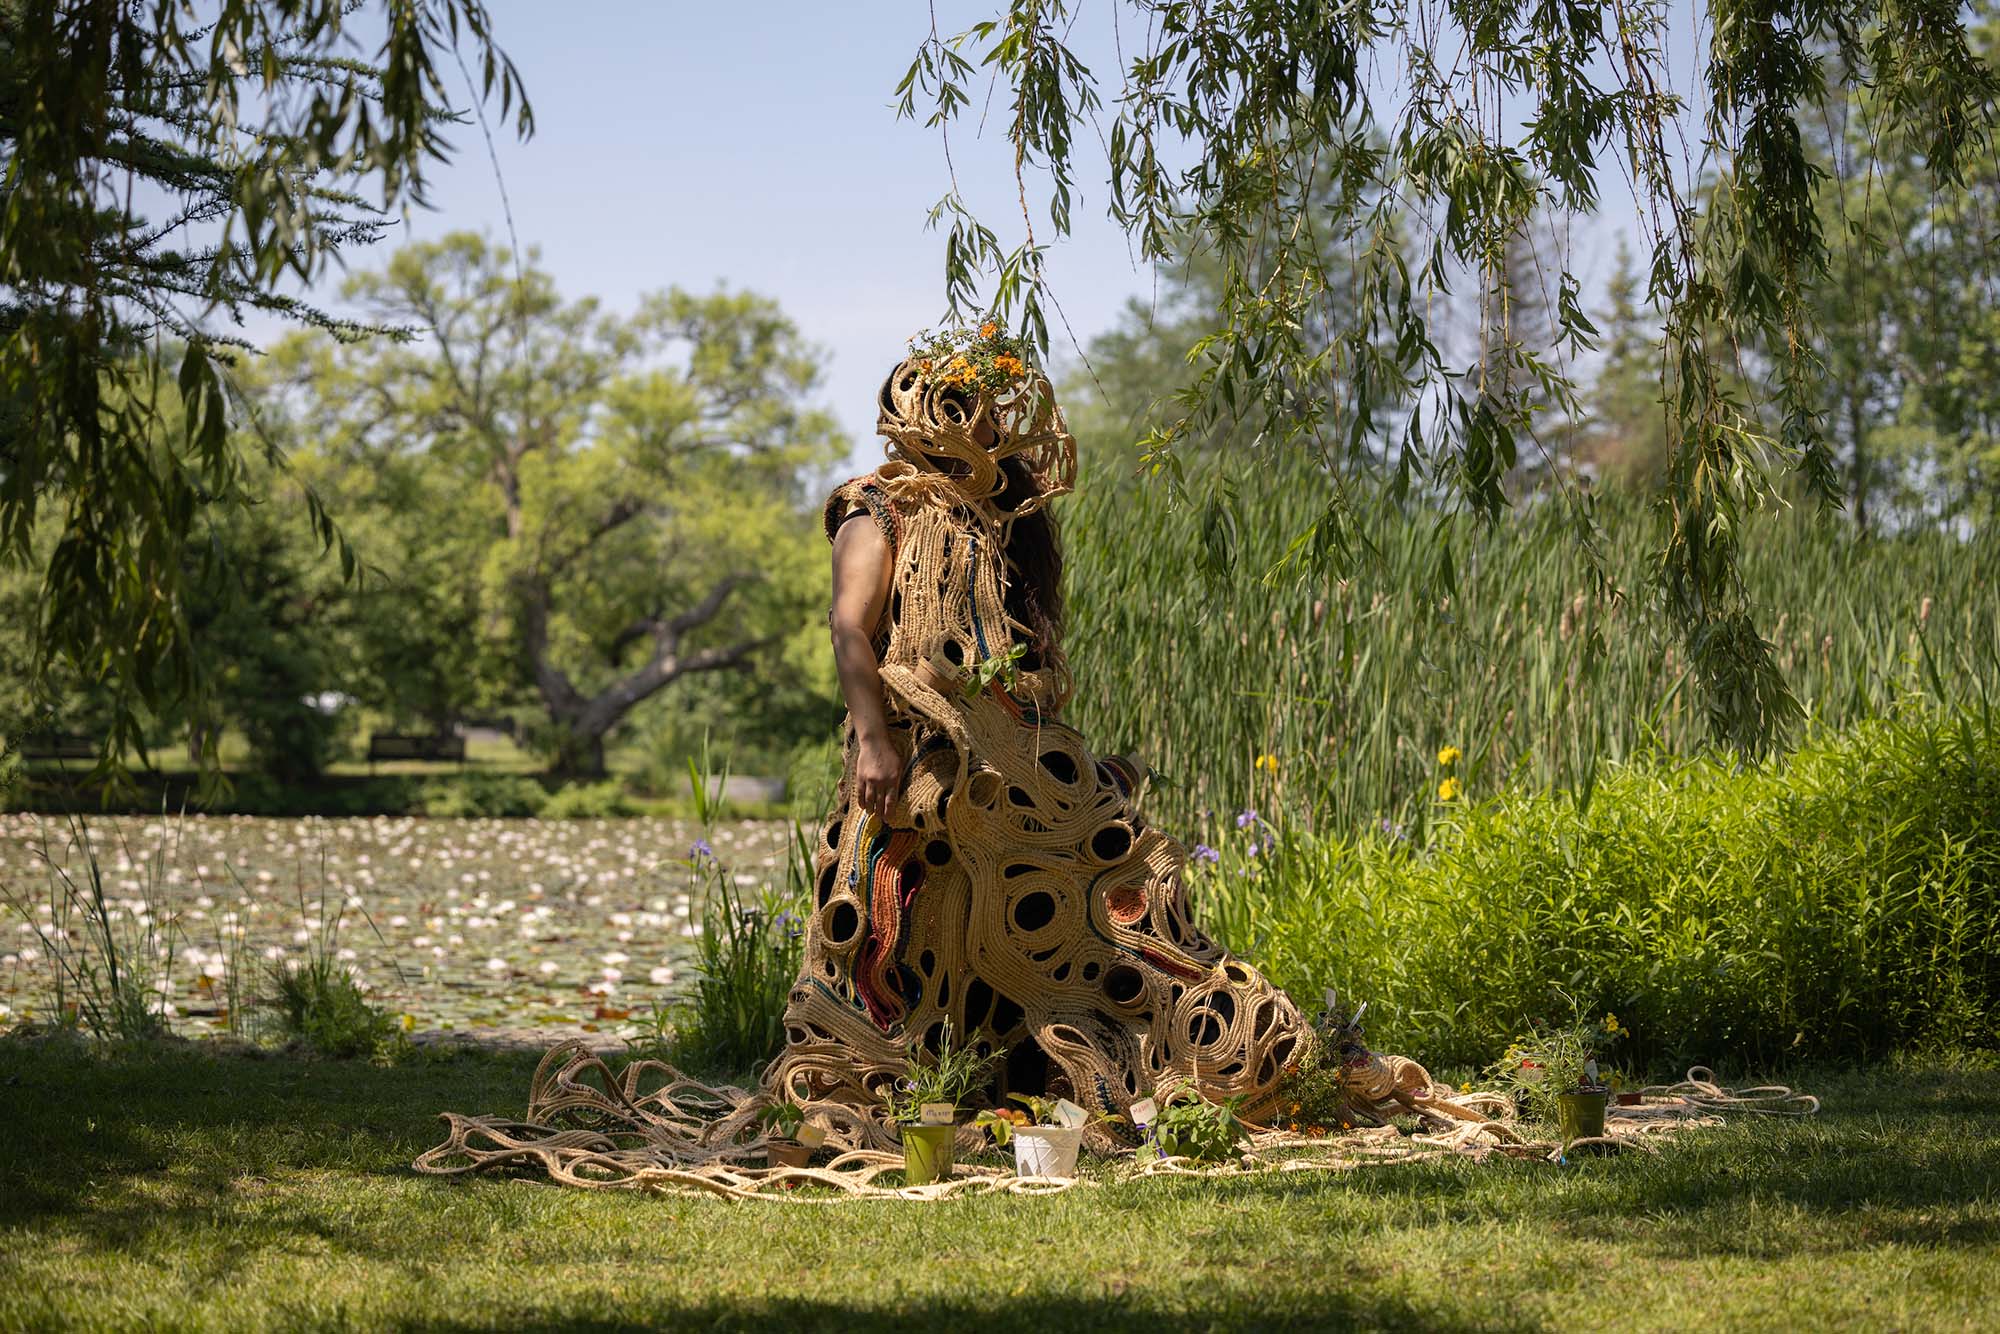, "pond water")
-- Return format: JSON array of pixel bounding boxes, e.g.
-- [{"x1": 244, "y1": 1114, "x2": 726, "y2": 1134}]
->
[{"x1": 0, "y1": 813, "x2": 796, "y2": 1045}]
